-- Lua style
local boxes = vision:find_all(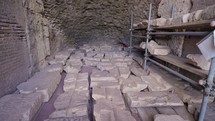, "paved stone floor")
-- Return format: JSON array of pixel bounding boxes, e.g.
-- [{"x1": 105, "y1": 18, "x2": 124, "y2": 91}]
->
[{"x1": 1, "y1": 43, "x2": 209, "y2": 121}]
